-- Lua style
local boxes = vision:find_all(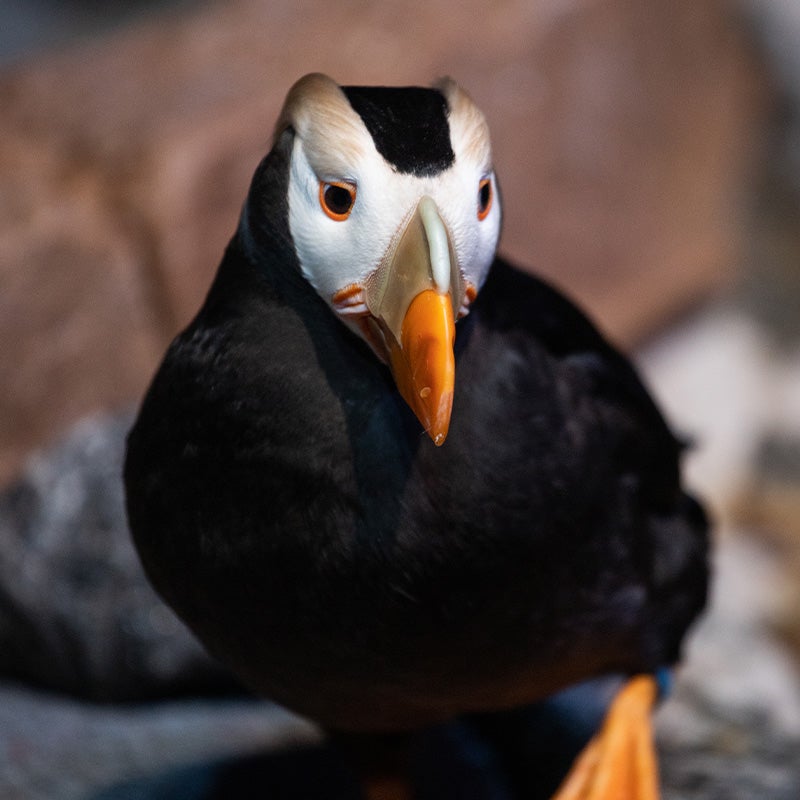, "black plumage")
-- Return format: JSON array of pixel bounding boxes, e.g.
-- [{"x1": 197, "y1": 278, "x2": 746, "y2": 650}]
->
[
  {"x1": 125, "y1": 81, "x2": 708, "y2": 753},
  {"x1": 342, "y1": 86, "x2": 455, "y2": 176}
]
